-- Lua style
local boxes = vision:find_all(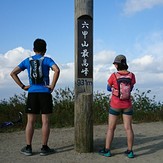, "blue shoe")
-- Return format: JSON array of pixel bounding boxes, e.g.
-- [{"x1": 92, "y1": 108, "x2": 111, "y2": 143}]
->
[
  {"x1": 124, "y1": 150, "x2": 134, "y2": 158},
  {"x1": 99, "y1": 148, "x2": 111, "y2": 157}
]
